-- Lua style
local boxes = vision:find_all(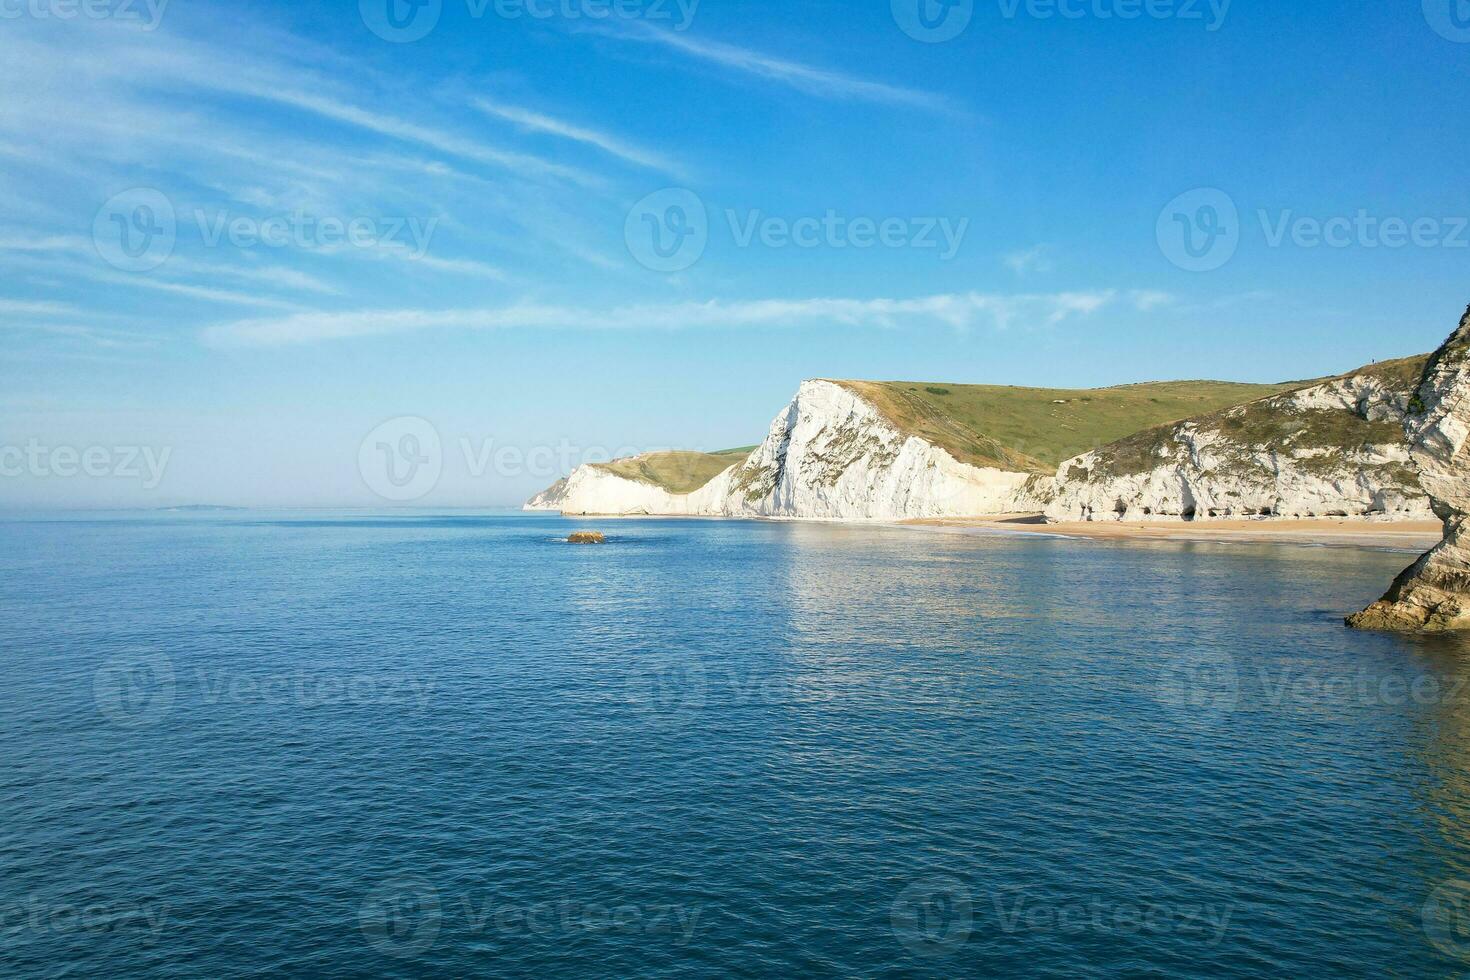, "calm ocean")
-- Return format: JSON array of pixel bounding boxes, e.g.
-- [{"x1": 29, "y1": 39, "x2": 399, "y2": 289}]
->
[{"x1": 3, "y1": 511, "x2": 1469, "y2": 977}]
